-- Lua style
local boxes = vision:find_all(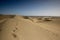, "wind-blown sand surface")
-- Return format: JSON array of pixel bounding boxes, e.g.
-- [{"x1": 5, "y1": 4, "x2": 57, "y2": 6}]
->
[{"x1": 0, "y1": 15, "x2": 60, "y2": 40}]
